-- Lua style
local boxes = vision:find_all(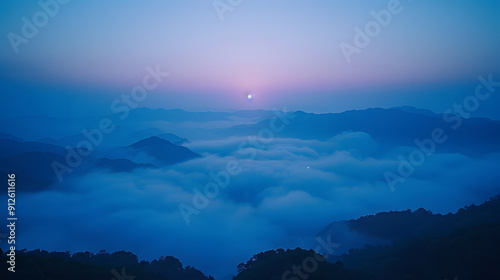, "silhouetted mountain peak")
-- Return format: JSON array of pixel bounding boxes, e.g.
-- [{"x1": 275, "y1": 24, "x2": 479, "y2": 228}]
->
[
  {"x1": 128, "y1": 136, "x2": 200, "y2": 165},
  {"x1": 130, "y1": 136, "x2": 175, "y2": 149},
  {"x1": 157, "y1": 133, "x2": 189, "y2": 145}
]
